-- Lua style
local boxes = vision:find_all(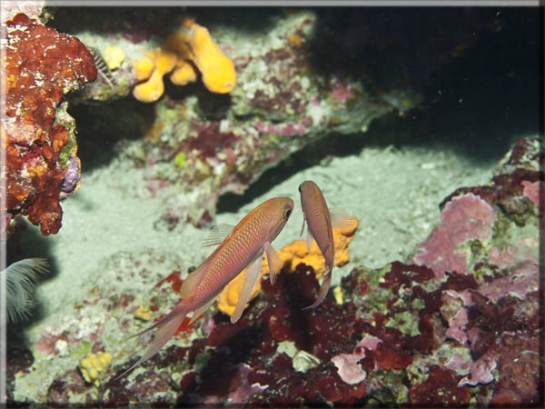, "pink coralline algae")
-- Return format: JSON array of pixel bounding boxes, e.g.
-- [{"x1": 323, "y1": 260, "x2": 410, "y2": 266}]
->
[
  {"x1": 2, "y1": 13, "x2": 97, "y2": 236},
  {"x1": 413, "y1": 192, "x2": 496, "y2": 278},
  {"x1": 331, "y1": 335, "x2": 381, "y2": 385}
]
